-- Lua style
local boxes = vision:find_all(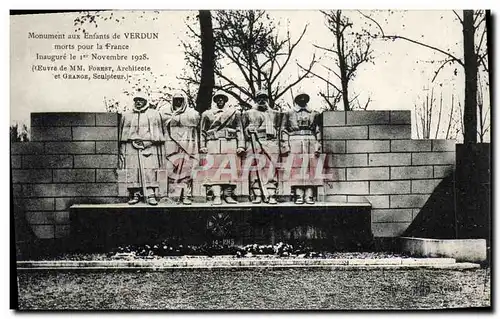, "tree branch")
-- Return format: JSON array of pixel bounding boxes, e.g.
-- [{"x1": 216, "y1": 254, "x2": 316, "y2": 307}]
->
[
  {"x1": 476, "y1": 27, "x2": 487, "y2": 56},
  {"x1": 313, "y1": 43, "x2": 339, "y2": 55},
  {"x1": 445, "y1": 94, "x2": 455, "y2": 139},
  {"x1": 346, "y1": 42, "x2": 372, "y2": 80},
  {"x1": 431, "y1": 58, "x2": 455, "y2": 82},
  {"x1": 349, "y1": 93, "x2": 360, "y2": 104},
  {"x1": 357, "y1": 10, "x2": 385, "y2": 37},
  {"x1": 275, "y1": 55, "x2": 316, "y2": 100},
  {"x1": 383, "y1": 34, "x2": 464, "y2": 67},
  {"x1": 452, "y1": 10, "x2": 463, "y2": 24},
  {"x1": 477, "y1": 51, "x2": 489, "y2": 72},
  {"x1": 298, "y1": 63, "x2": 342, "y2": 92},
  {"x1": 215, "y1": 70, "x2": 252, "y2": 99},
  {"x1": 434, "y1": 91, "x2": 443, "y2": 139},
  {"x1": 473, "y1": 10, "x2": 485, "y2": 27},
  {"x1": 214, "y1": 40, "x2": 254, "y2": 91},
  {"x1": 319, "y1": 90, "x2": 341, "y2": 111},
  {"x1": 414, "y1": 105, "x2": 421, "y2": 139},
  {"x1": 362, "y1": 96, "x2": 372, "y2": 110},
  {"x1": 270, "y1": 24, "x2": 308, "y2": 85},
  {"x1": 185, "y1": 22, "x2": 201, "y2": 38},
  {"x1": 321, "y1": 64, "x2": 342, "y2": 80}
]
